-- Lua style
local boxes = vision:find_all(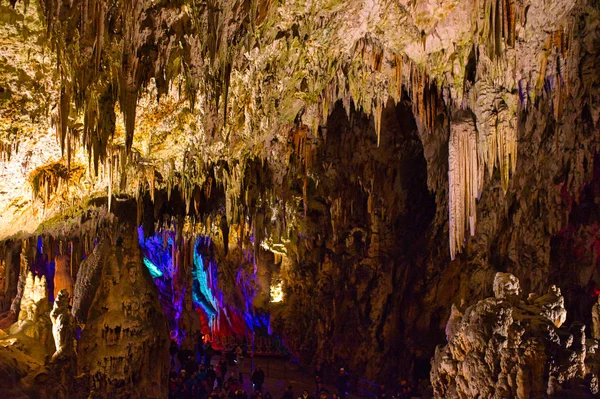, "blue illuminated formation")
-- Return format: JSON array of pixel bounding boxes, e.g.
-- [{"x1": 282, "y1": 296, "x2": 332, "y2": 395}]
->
[
  {"x1": 143, "y1": 257, "x2": 163, "y2": 278},
  {"x1": 137, "y1": 226, "x2": 282, "y2": 352},
  {"x1": 138, "y1": 226, "x2": 174, "y2": 279},
  {"x1": 192, "y1": 241, "x2": 218, "y2": 318},
  {"x1": 137, "y1": 226, "x2": 181, "y2": 336}
]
